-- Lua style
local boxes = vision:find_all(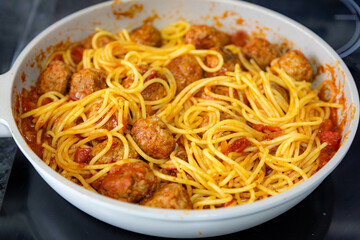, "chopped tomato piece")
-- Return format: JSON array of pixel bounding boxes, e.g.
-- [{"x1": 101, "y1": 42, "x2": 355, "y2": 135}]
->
[
  {"x1": 319, "y1": 119, "x2": 334, "y2": 132},
  {"x1": 263, "y1": 131, "x2": 282, "y2": 140},
  {"x1": 74, "y1": 148, "x2": 92, "y2": 163},
  {"x1": 220, "y1": 141, "x2": 230, "y2": 155},
  {"x1": 71, "y1": 46, "x2": 85, "y2": 64},
  {"x1": 68, "y1": 92, "x2": 78, "y2": 101},
  {"x1": 253, "y1": 124, "x2": 281, "y2": 133},
  {"x1": 318, "y1": 131, "x2": 341, "y2": 150},
  {"x1": 317, "y1": 119, "x2": 342, "y2": 169},
  {"x1": 231, "y1": 137, "x2": 250, "y2": 153},
  {"x1": 52, "y1": 54, "x2": 63, "y2": 61},
  {"x1": 223, "y1": 199, "x2": 235, "y2": 207},
  {"x1": 145, "y1": 70, "x2": 158, "y2": 81}
]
